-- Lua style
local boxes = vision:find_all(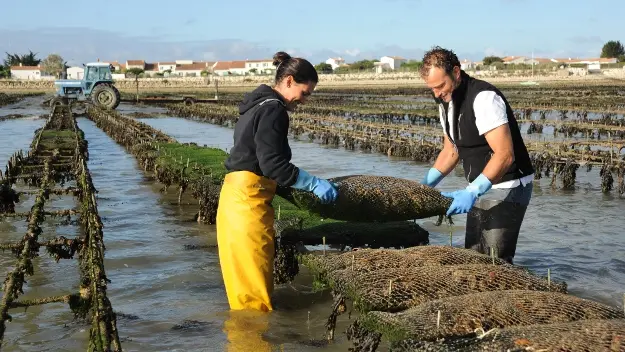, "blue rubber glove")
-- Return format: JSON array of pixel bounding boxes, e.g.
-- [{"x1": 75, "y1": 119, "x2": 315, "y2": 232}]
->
[
  {"x1": 441, "y1": 174, "x2": 492, "y2": 216},
  {"x1": 421, "y1": 168, "x2": 444, "y2": 188},
  {"x1": 291, "y1": 168, "x2": 338, "y2": 204}
]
